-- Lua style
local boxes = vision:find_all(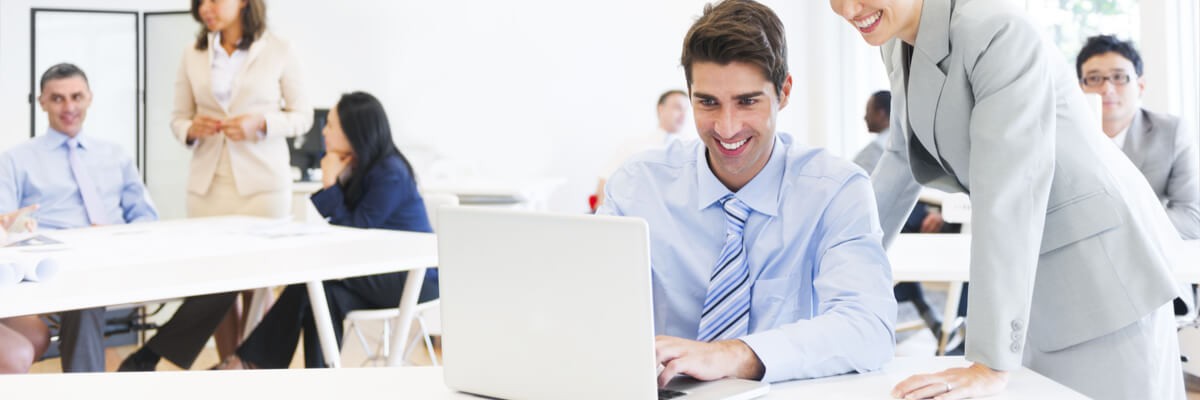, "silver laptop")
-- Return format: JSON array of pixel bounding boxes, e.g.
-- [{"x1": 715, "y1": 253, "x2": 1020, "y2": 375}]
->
[{"x1": 437, "y1": 207, "x2": 769, "y2": 400}]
